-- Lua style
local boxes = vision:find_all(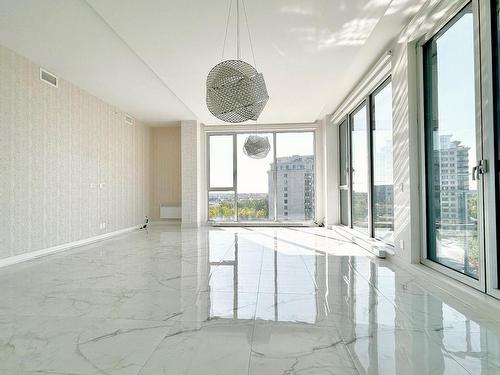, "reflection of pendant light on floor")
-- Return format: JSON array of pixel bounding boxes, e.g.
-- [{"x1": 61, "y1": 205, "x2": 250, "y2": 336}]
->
[{"x1": 206, "y1": 0, "x2": 269, "y2": 123}]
